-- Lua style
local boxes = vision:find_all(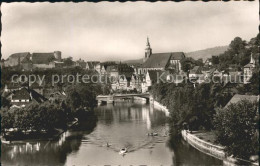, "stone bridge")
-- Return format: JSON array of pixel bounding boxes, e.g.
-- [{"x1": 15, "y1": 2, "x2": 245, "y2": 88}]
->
[{"x1": 96, "y1": 93, "x2": 151, "y2": 105}]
